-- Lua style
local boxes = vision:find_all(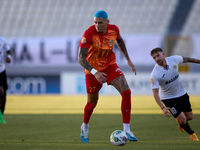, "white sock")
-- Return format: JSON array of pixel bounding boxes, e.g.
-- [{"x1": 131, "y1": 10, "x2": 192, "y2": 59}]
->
[
  {"x1": 81, "y1": 122, "x2": 89, "y2": 131},
  {"x1": 123, "y1": 123, "x2": 130, "y2": 132}
]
